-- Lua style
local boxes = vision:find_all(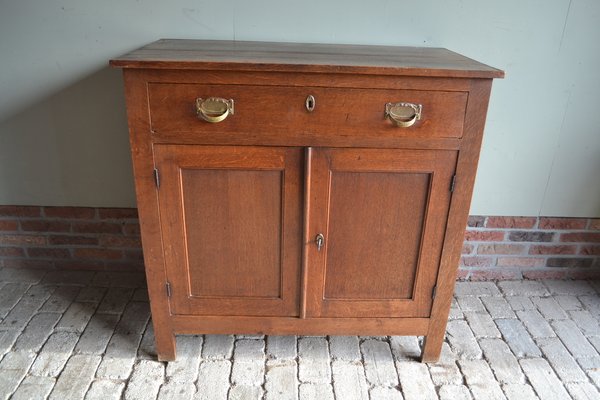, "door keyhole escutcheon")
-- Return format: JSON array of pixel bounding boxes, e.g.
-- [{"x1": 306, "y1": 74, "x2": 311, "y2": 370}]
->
[{"x1": 315, "y1": 233, "x2": 325, "y2": 251}]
